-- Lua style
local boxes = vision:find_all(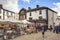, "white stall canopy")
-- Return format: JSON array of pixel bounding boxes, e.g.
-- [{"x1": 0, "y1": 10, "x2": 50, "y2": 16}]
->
[
  {"x1": 22, "y1": 20, "x2": 31, "y2": 24},
  {"x1": 9, "y1": 20, "x2": 22, "y2": 24},
  {"x1": 0, "y1": 19, "x2": 22, "y2": 24},
  {"x1": 0, "y1": 19, "x2": 9, "y2": 23}
]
